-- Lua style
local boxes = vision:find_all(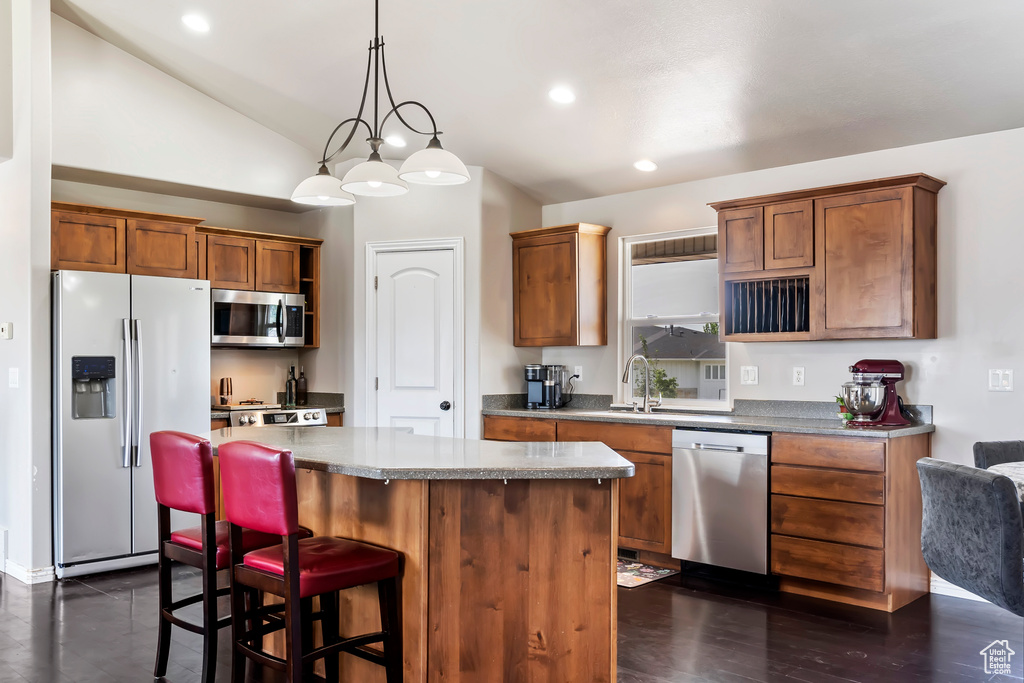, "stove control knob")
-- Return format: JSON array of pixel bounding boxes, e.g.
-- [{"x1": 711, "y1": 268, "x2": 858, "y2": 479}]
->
[
  {"x1": 303, "y1": 412, "x2": 312, "y2": 420},
  {"x1": 312, "y1": 412, "x2": 320, "y2": 420},
  {"x1": 243, "y1": 415, "x2": 255, "y2": 425}
]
